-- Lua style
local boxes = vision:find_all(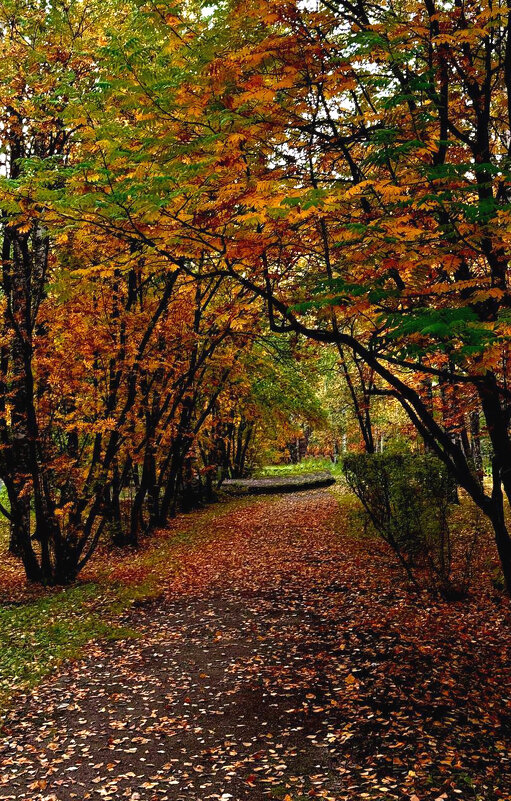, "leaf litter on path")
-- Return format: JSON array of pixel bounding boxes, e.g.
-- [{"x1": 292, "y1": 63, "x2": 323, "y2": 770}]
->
[{"x1": 0, "y1": 489, "x2": 510, "y2": 800}]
